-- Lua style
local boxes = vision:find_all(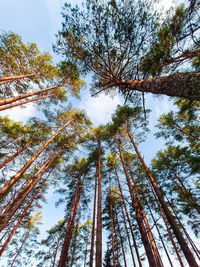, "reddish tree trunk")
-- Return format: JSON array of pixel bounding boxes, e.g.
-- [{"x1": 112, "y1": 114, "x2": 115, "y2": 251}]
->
[
  {"x1": 0, "y1": 72, "x2": 41, "y2": 82},
  {"x1": 0, "y1": 143, "x2": 30, "y2": 169},
  {"x1": 95, "y1": 140, "x2": 102, "y2": 267},
  {"x1": 89, "y1": 167, "x2": 98, "y2": 267},
  {"x1": 58, "y1": 179, "x2": 82, "y2": 267},
  {"x1": 126, "y1": 125, "x2": 198, "y2": 267},
  {"x1": 115, "y1": 136, "x2": 156, "y2": 267},
  {"x1": 114, "y1": 167, "x2": 143, "y2": 267},
  {"x1": 0, "y1": 118, "x2": 73, "y2": 200},
  {"x1": 0, "y1": 82, "x2": 69, "y2": 106},
  {"x1": 0, "y1": 93, "x2": 56, "y2": 111}
]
